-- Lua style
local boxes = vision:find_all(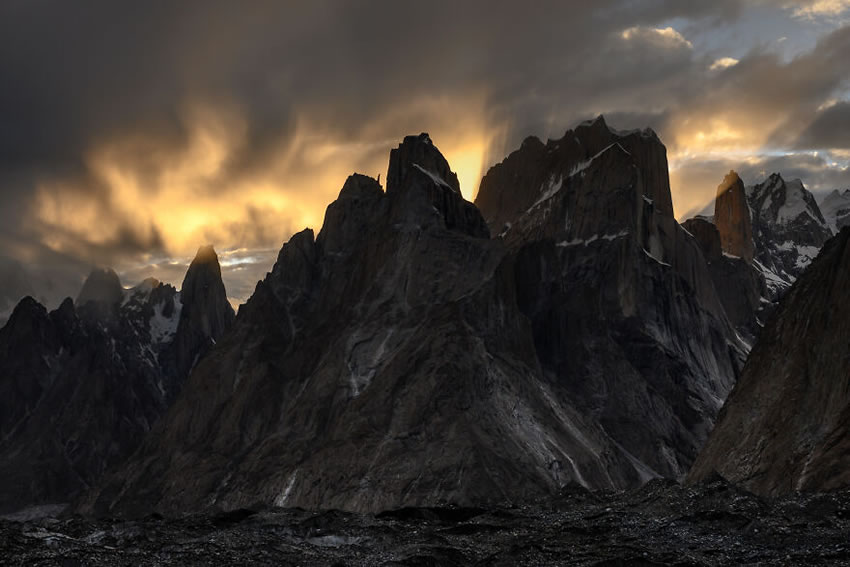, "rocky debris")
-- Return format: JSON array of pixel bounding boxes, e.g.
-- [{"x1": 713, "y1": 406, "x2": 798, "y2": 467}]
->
[
  {"x1": 746, "y1": 173, "x2": 833, "y2": 296},
  {"x1": 714, "y1": 171, "x2": 754, "y2": 263},
  {"x1": 689, "y1": 227, "x2": 850, "y2": 497},
  {"x1": 0, "y1": 248, "x2": 234, "y2": 514},
  {"x1": 820, "y1": 189, "x2": 850, "y2": 233},
  {"x1": 5, "y1": 480, "x2": 850, "y2": 565},
  {"x1": 475, "y1": 116, "x2": 744, "y2": 480}
]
